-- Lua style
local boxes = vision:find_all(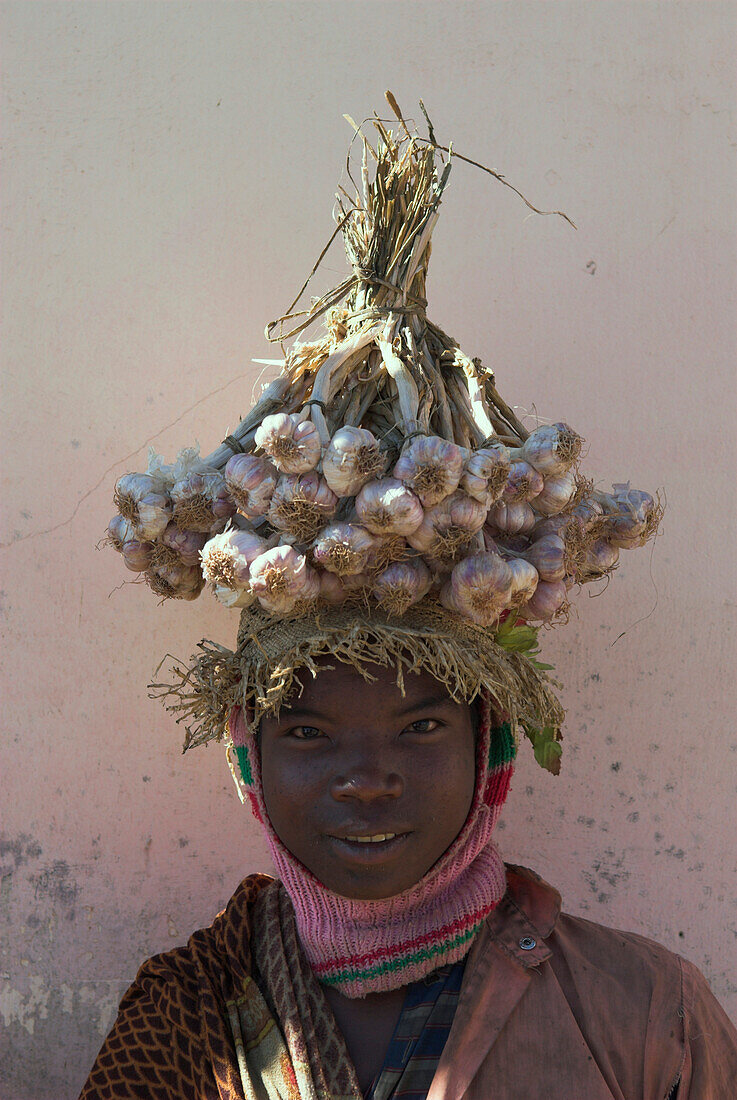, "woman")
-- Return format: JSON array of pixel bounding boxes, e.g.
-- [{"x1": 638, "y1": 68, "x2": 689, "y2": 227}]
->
[{"x1": 79, "y1": 603, "x2": 736, "y2": 1099}]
